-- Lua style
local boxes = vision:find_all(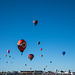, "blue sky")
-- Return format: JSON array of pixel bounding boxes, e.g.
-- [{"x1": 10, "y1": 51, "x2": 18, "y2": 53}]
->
[{"x1": 0, "y1": 0, "x2": 75, "y2": 72}]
